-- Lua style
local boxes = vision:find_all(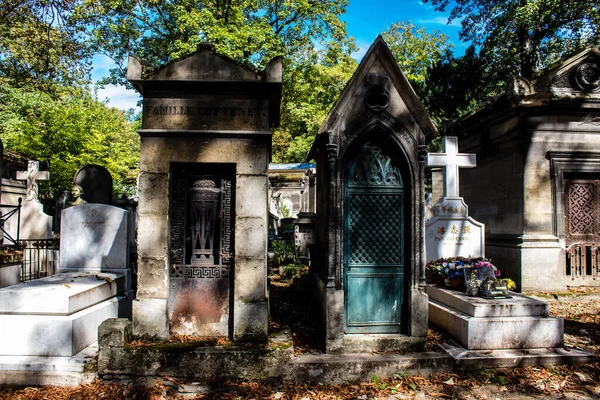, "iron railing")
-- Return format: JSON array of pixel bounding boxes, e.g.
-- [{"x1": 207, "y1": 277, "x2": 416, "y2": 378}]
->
[
  {"x1": 19, "y1": 239, "x2": 60, "y2": 282},
  {"x1": 566, "y1": 242, "x2": 600, "y2": 282},
  {"x1": 0, "y1": 199, "x2": 22, "y2": 246}
]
